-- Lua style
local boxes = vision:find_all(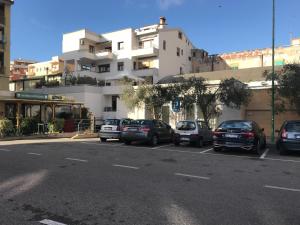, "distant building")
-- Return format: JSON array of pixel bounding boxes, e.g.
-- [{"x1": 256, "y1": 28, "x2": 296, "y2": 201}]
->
[
  {"x1": 193, "y1": 38, "x2": 300, "y2": 73},
  {"x1": 10, "y1": 59, "x2": 36, "y2": 81},
  {"x1": 0, "y1": 0, "x2": 13, "y2": 90},
  {"x1": 61, "y1": 17, "x2": 199, "y2": 84}
]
